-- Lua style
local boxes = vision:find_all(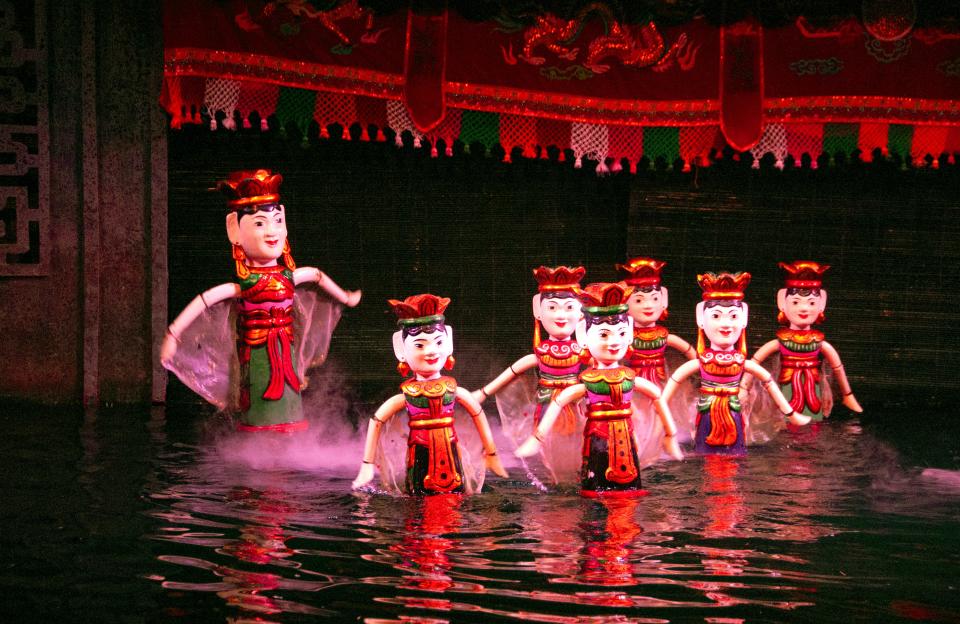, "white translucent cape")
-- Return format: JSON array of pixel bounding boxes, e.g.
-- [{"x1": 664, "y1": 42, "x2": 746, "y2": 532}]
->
[
  {"x1": 372, "y1": 397, "x2": 488, "y2": 495},
  {"x1": 494, "y1": 369, "x2": 587, "y2": 486},
  {"x1": 163, "y1": 283, "x2": 343, "y2": 411},
  {"x1": 632, "y1": 349, "x2": 698, "y2": 465}
]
